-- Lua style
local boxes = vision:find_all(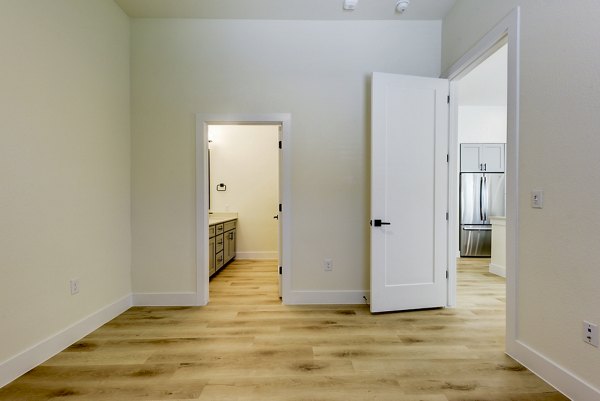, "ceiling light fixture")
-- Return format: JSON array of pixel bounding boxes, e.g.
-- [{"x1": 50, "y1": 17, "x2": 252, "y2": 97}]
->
[
  {"x1": 396, "y1": 0, "x2": 410, "y2": 14},
  {"x1": 343, "y1": 0, "x2": 358, "y2": 11}
]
